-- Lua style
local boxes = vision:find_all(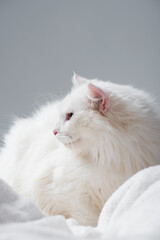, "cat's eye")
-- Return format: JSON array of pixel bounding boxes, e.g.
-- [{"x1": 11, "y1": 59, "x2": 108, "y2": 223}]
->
[{"x1": 66, "y1": 112, "x2": 73, "y2": 121}]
